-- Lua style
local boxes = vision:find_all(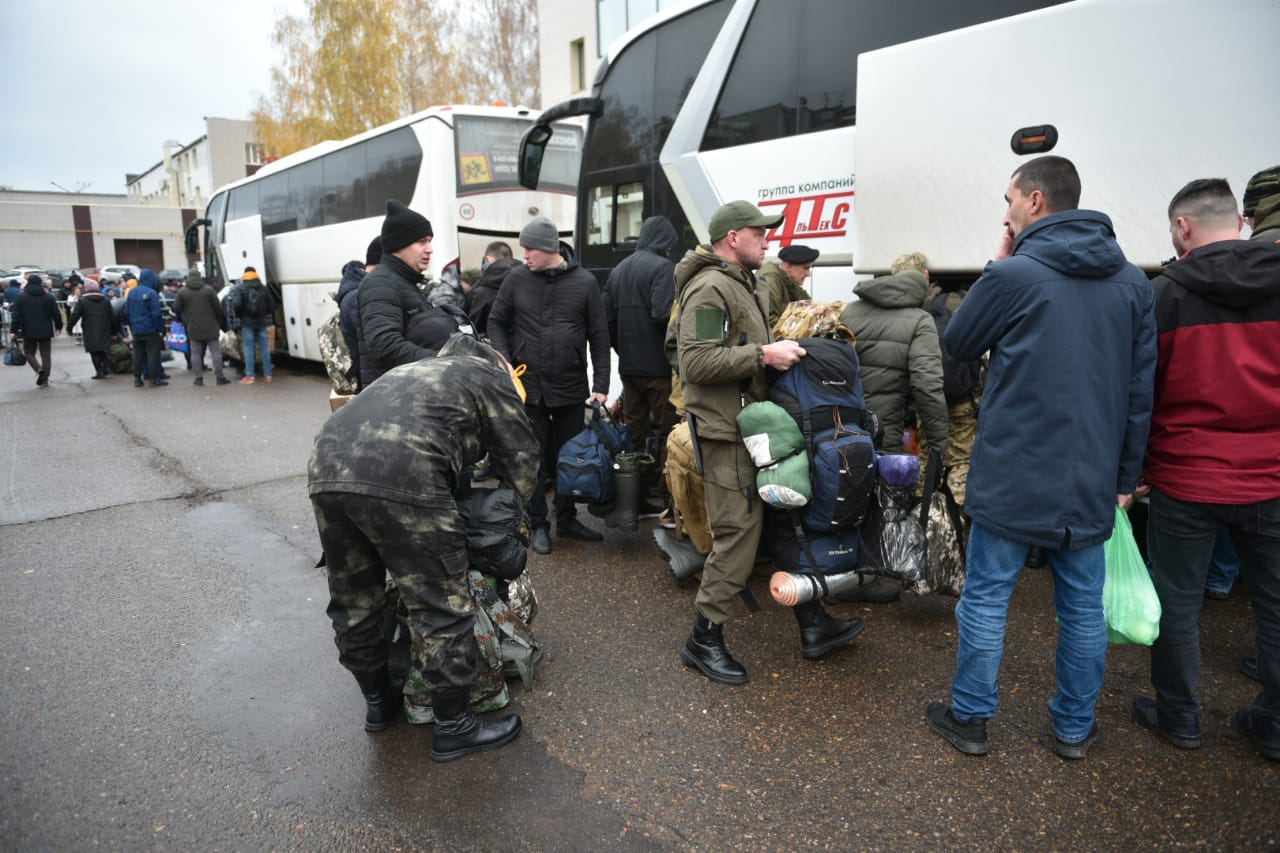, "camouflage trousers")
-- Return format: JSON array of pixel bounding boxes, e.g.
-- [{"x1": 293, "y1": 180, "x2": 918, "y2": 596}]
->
[
  {"x1": 311, "y1": 491, "x2": 477, "y2": 692},
  {"x1": 917, "y1": 399, "x2": 977, "y2": 506}
]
